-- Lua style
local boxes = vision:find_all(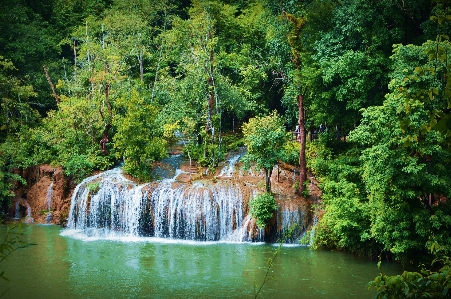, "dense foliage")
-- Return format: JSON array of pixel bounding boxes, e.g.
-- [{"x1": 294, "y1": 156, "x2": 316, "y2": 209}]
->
[
  {"x1": 0, "y1": 0, "x2": 450, "y2": 271},
  {"x1": 249, "y1": 192, "x2": 278, "y2": 229},
  {"x1": 368, "y1": 243, "x2": 451, "y2": 298},
  {"x1": 242, "y1": 111, "x2": 287, "y2": 192}
]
